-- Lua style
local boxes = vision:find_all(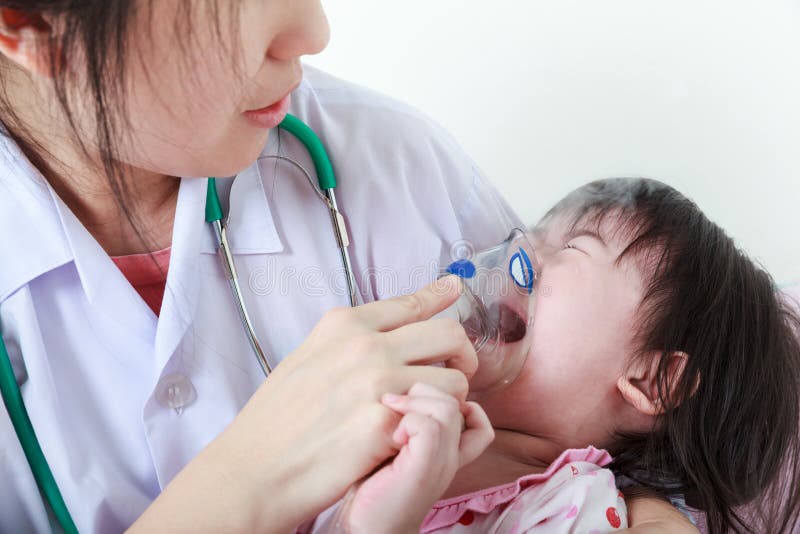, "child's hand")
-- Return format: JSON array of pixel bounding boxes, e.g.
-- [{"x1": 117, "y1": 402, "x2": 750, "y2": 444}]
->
[{"x1": 345, "y1": 382, "x2": 494, "y2": 534}]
